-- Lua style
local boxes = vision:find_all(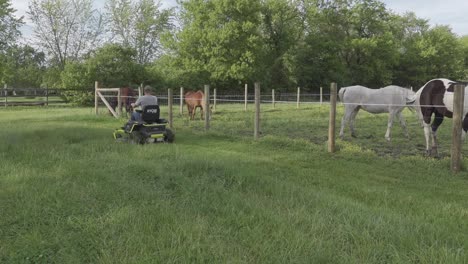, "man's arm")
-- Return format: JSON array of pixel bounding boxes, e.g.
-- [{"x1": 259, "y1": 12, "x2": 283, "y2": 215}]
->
[{"x1": 132, "y1": 97, "x2": 142, "y2": 107}]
